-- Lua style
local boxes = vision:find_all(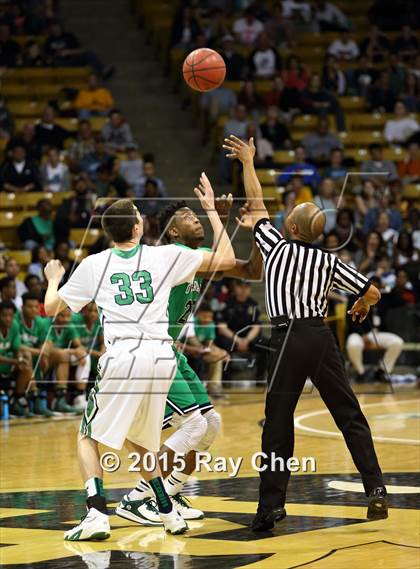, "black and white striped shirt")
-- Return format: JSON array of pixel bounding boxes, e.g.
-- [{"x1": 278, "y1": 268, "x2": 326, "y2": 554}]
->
[{"x1": 254, "y1": 218, "x2": 370, "y2": 319}]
